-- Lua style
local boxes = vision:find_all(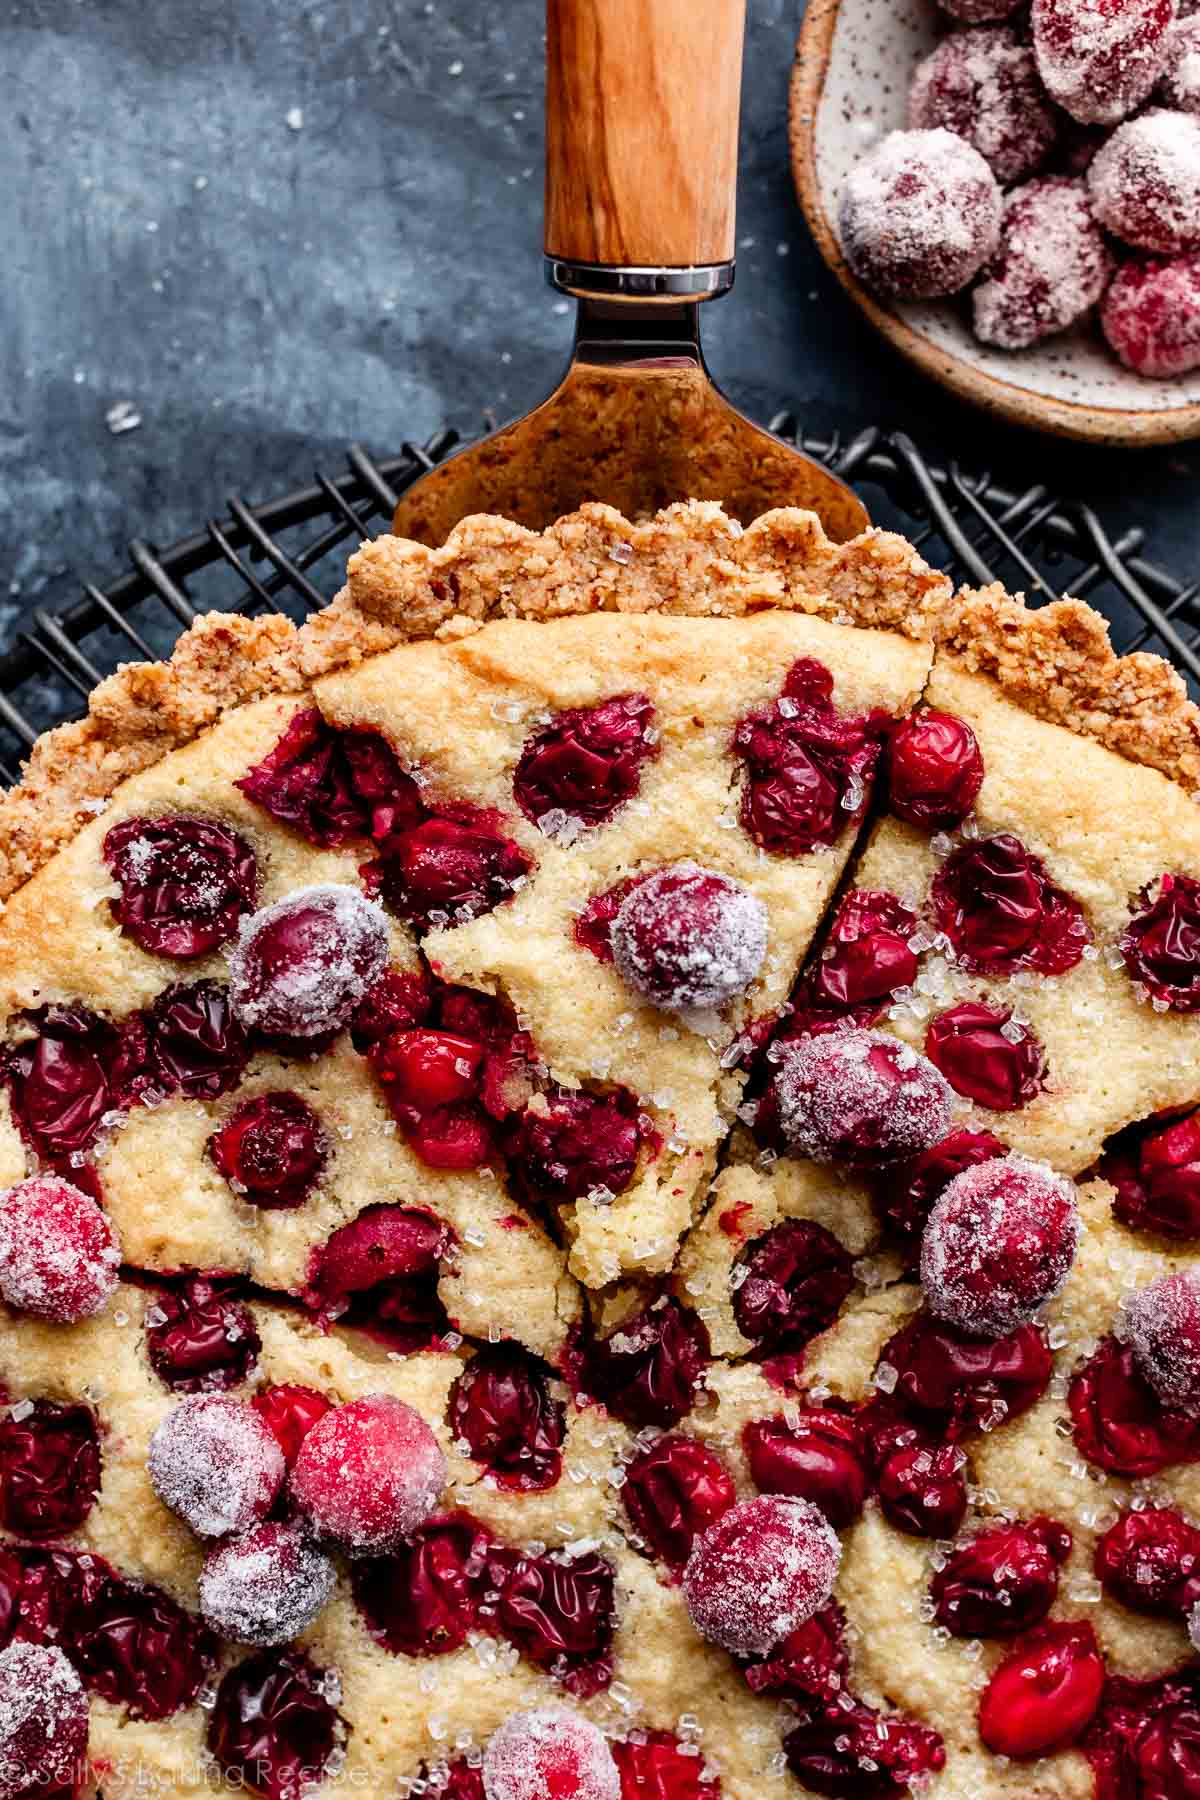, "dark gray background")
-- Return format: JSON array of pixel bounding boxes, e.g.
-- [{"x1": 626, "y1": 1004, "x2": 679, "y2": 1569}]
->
[{"x1": 2, "y1": 0, "x2": 1196, "y2": 652}]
